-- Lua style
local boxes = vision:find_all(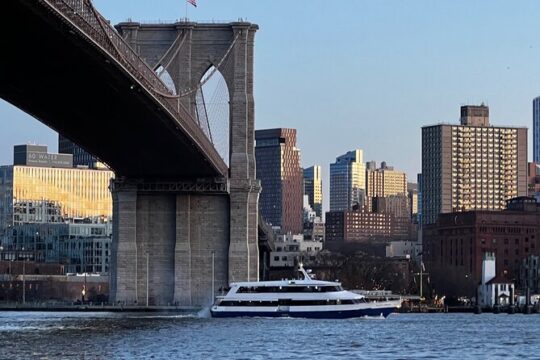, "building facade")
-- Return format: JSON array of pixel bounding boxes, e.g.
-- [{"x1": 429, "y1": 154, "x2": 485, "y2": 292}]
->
[
  {"x1": 303, "y1": 165, "x2": 323, "y2": 217},
  {"x1": 2, "y1": 222, "x2": 112, "y2": 274},
  {"x1": 534, "y1": 97, "x2": 540, "y2": 163},
  {"x1": 421, "y1": 105, "x2": 527, "y2": 224},
  {"x1": 325, "y1": 210, "x2": 411, "y2": 253},
  {"x1": 330, "y1": 149, "x2": 366, "y2": 212},
  {"x1": 424, "y1": 197, "x2": 540, "y2": 298},
  {"x1": 270, "y1": 233, "x2": 323, "y2": 268},
  {"x1": 58, "y1": 135, "x2": 100, "y2": 168},
  {"x1": 520, "y1": 255, "x2": 540, "y2": 294},
  {"x1": 0, "y1": 145, "x2": 114, "y2": 274},
  {"x1": 528, "y1": 162, "x2": 540, "y2": 199},
  {"x1": 366, "y1": 162, "x2": 407, "y2": 200},
  {"x1": 255, "y1": 128, "x2": 303, "y2": 234},
  {"x1": 0, "y1": 165, "x2": 113, "y2": 230},
  {"x1": 372, "y1": 194, "x2": 411, "y2": 219},
  {"x1": 408, "y1": 182, "x2": 418, "y2": 218}
]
